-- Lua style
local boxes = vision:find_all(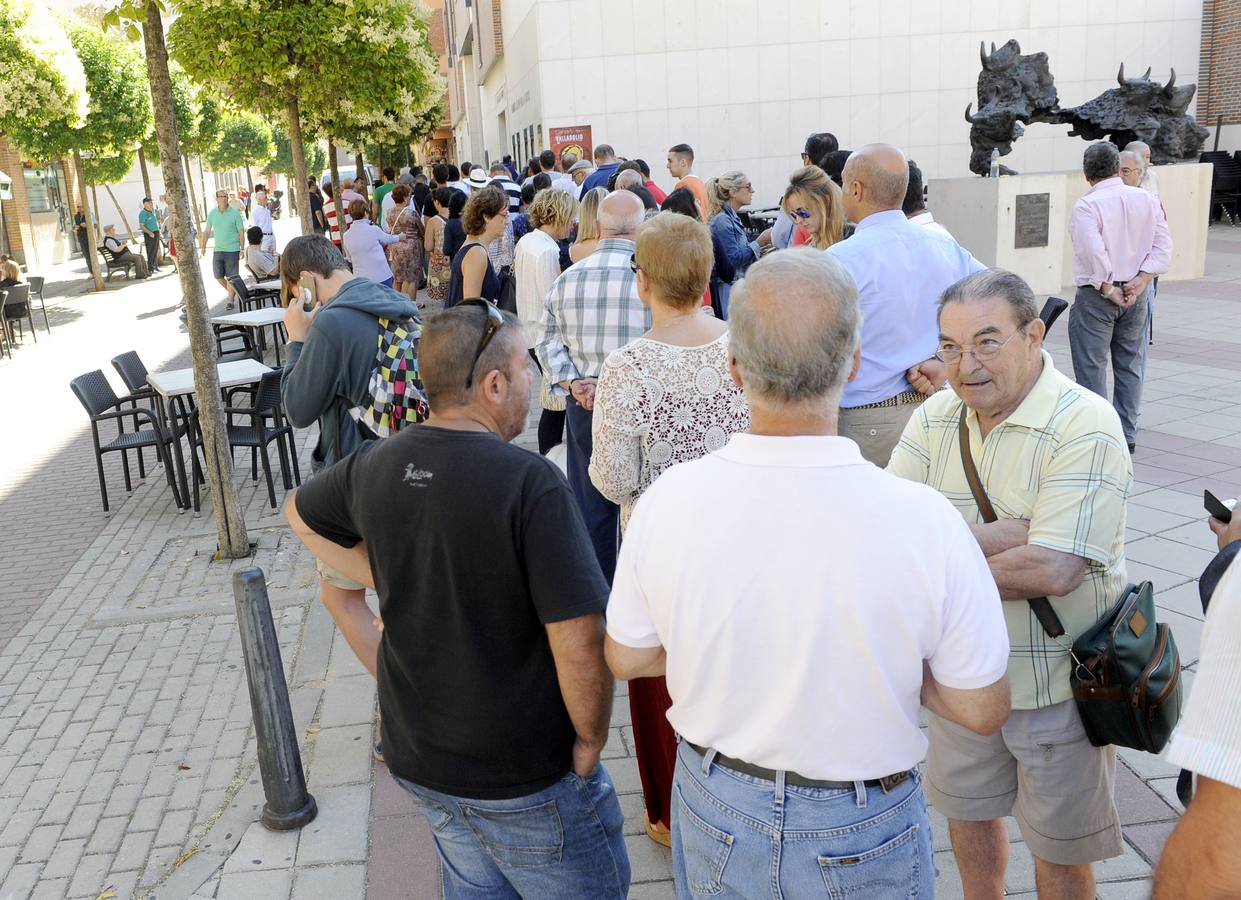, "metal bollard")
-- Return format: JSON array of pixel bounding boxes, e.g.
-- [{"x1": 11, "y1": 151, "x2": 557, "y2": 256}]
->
[{"x1": 233, "y1": 567, "x2": 318, "y2": 830}]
